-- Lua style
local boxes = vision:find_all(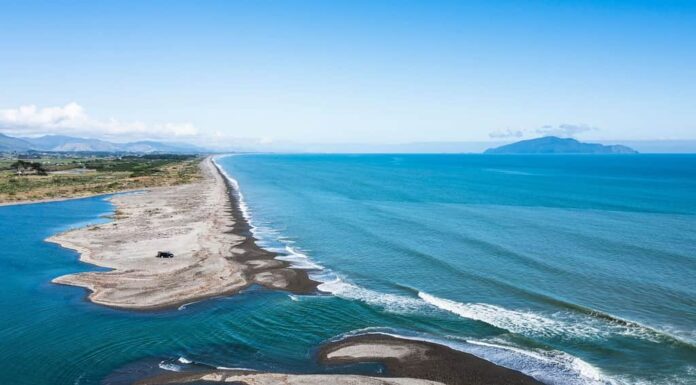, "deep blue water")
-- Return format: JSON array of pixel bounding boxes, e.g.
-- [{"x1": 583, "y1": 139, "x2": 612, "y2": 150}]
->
[{"x1": 0, "y1": 154, "x2": 694, "y2": 385}]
